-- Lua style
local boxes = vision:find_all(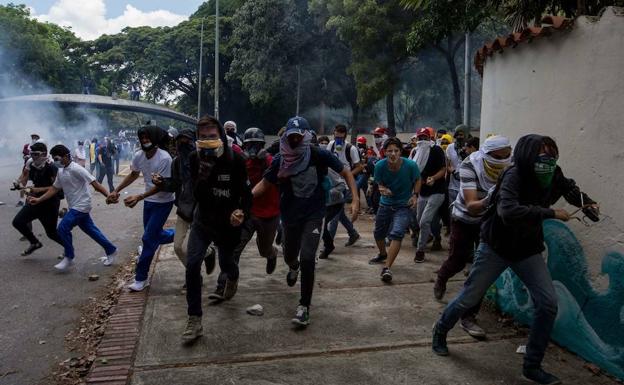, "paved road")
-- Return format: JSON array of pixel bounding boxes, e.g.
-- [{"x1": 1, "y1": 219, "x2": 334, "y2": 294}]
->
[{"x1": 0, "y1": 160, "x2": 143, "y2": 385}]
